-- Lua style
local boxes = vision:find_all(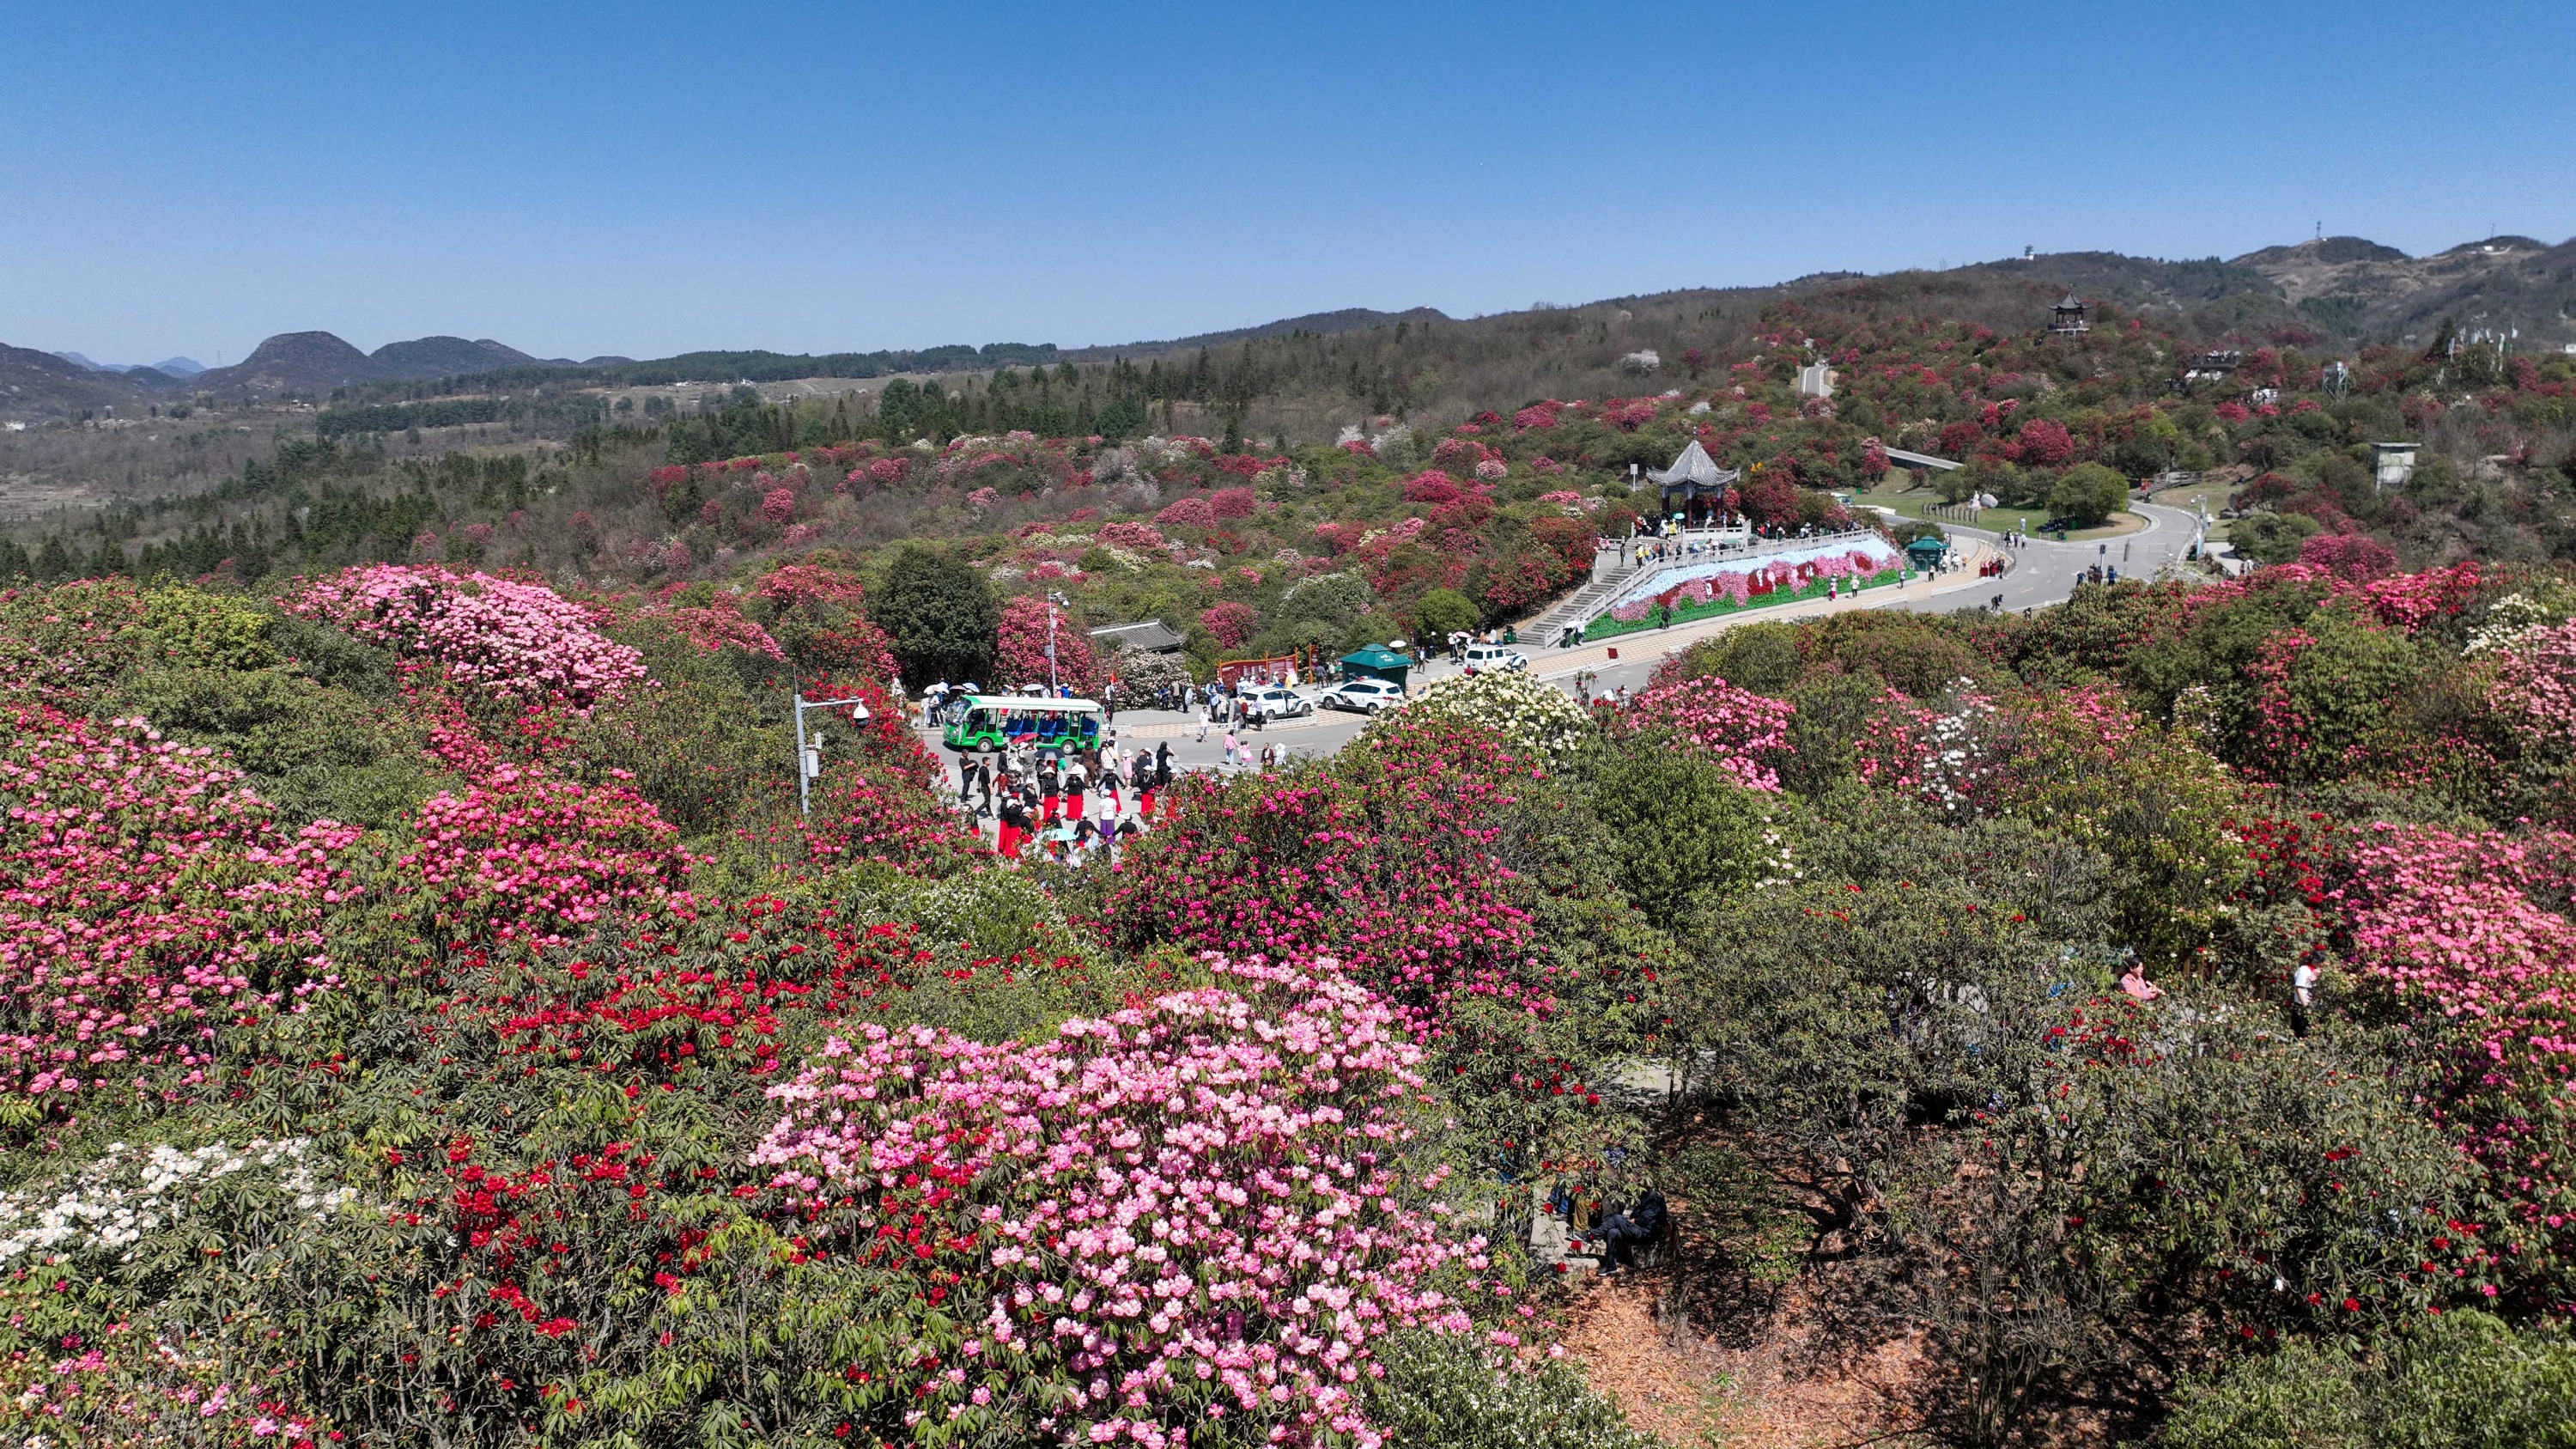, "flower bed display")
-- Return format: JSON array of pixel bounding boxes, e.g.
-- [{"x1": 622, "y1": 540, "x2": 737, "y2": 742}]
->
[{"x1": 1583, "y1": 540, "x2": 1904, "y2": 641}]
